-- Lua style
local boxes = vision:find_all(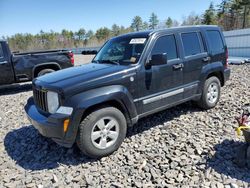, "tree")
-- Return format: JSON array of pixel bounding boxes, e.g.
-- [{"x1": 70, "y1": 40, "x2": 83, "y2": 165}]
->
[
  {"x1": 61, "y1": 29, "x2": 73, "y2": 39},
  {"x1": 111, "y1": 24, "x2": 120, "y2": 36},
  {"x1": 216, "y1": 0, "x2": 250, "y2": 30},
  {"x1": 142, "y1": 21, "x2": 149, "y2": 30},
  {"x1": 131, "y1": 16, "x2": 143, "y2": 31},
  {"x1": 182, "y1": 12, "x2": 202, "y2": 25},
  {"x1": 149, "y1": 13, "x2": 159, "y2": 29},
  {"x1": 202, "y1": 2, "x2": 217, "y2": 25},
  {"x1": 172, "y1": 20, "x2": 180, "y2": 27},
  {"x1": 86, "y1": 30, "x2": 94, "y2": 39},
  {"x1": 76, "y1": 28, "x2": 86, "y2": 40},
  {"x1": 165, "y1": 17, "x2": 173, "y2": 28},
  {"x1": 95, "y1": 27, "x2": 110, "y2": 42},
  {"x1": 217, "y1": 0, "x2": 235, "y2": 30},
  {"x1": 239, "y1": 0, "x2": 250, "y2": 28}
]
